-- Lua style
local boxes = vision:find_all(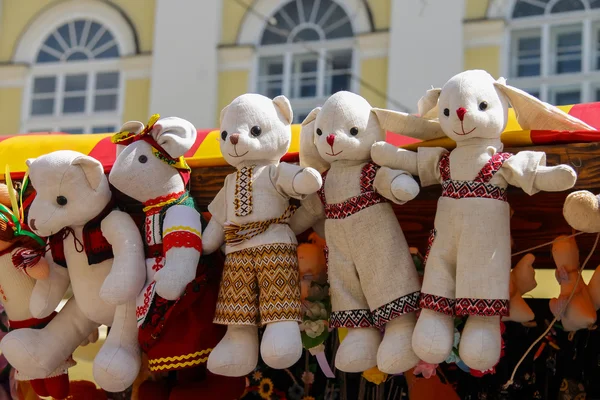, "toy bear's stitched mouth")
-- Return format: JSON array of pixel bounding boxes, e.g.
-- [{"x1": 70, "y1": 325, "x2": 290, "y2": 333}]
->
[
  {"x1": 325, "y1": 150, "x2": 343, "y2": 156},
  {"x1": 453, "y1": 125, "x2": 477, "y2": 136},
  {"x1": 228, "y1": 147, "x2": 249, "y2": 158}
]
